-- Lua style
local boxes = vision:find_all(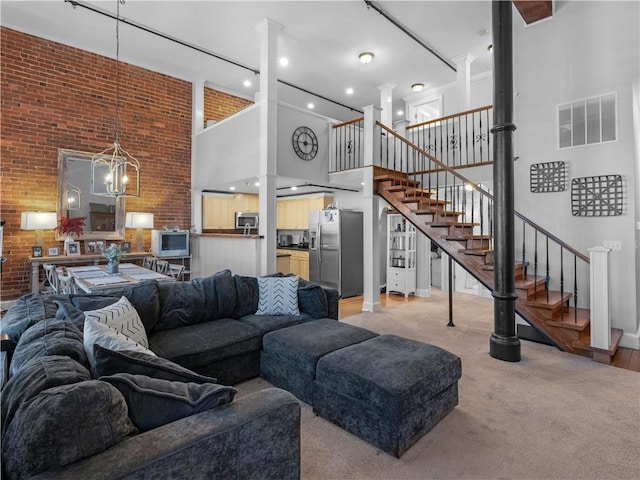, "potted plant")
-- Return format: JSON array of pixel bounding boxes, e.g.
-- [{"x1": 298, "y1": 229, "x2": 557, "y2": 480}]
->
[
  {"x1": 56, "y1": 216, "x2": 86, "y2": 255},
  {"x1": 101, "y1": 243, "x2": 124, "y2": 274}
]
